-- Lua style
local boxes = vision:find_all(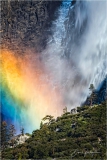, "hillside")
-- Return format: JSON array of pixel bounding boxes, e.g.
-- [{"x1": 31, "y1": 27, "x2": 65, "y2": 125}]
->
[{"x1": 1, "y1": 101, "x2": 106, "y2": 159}]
